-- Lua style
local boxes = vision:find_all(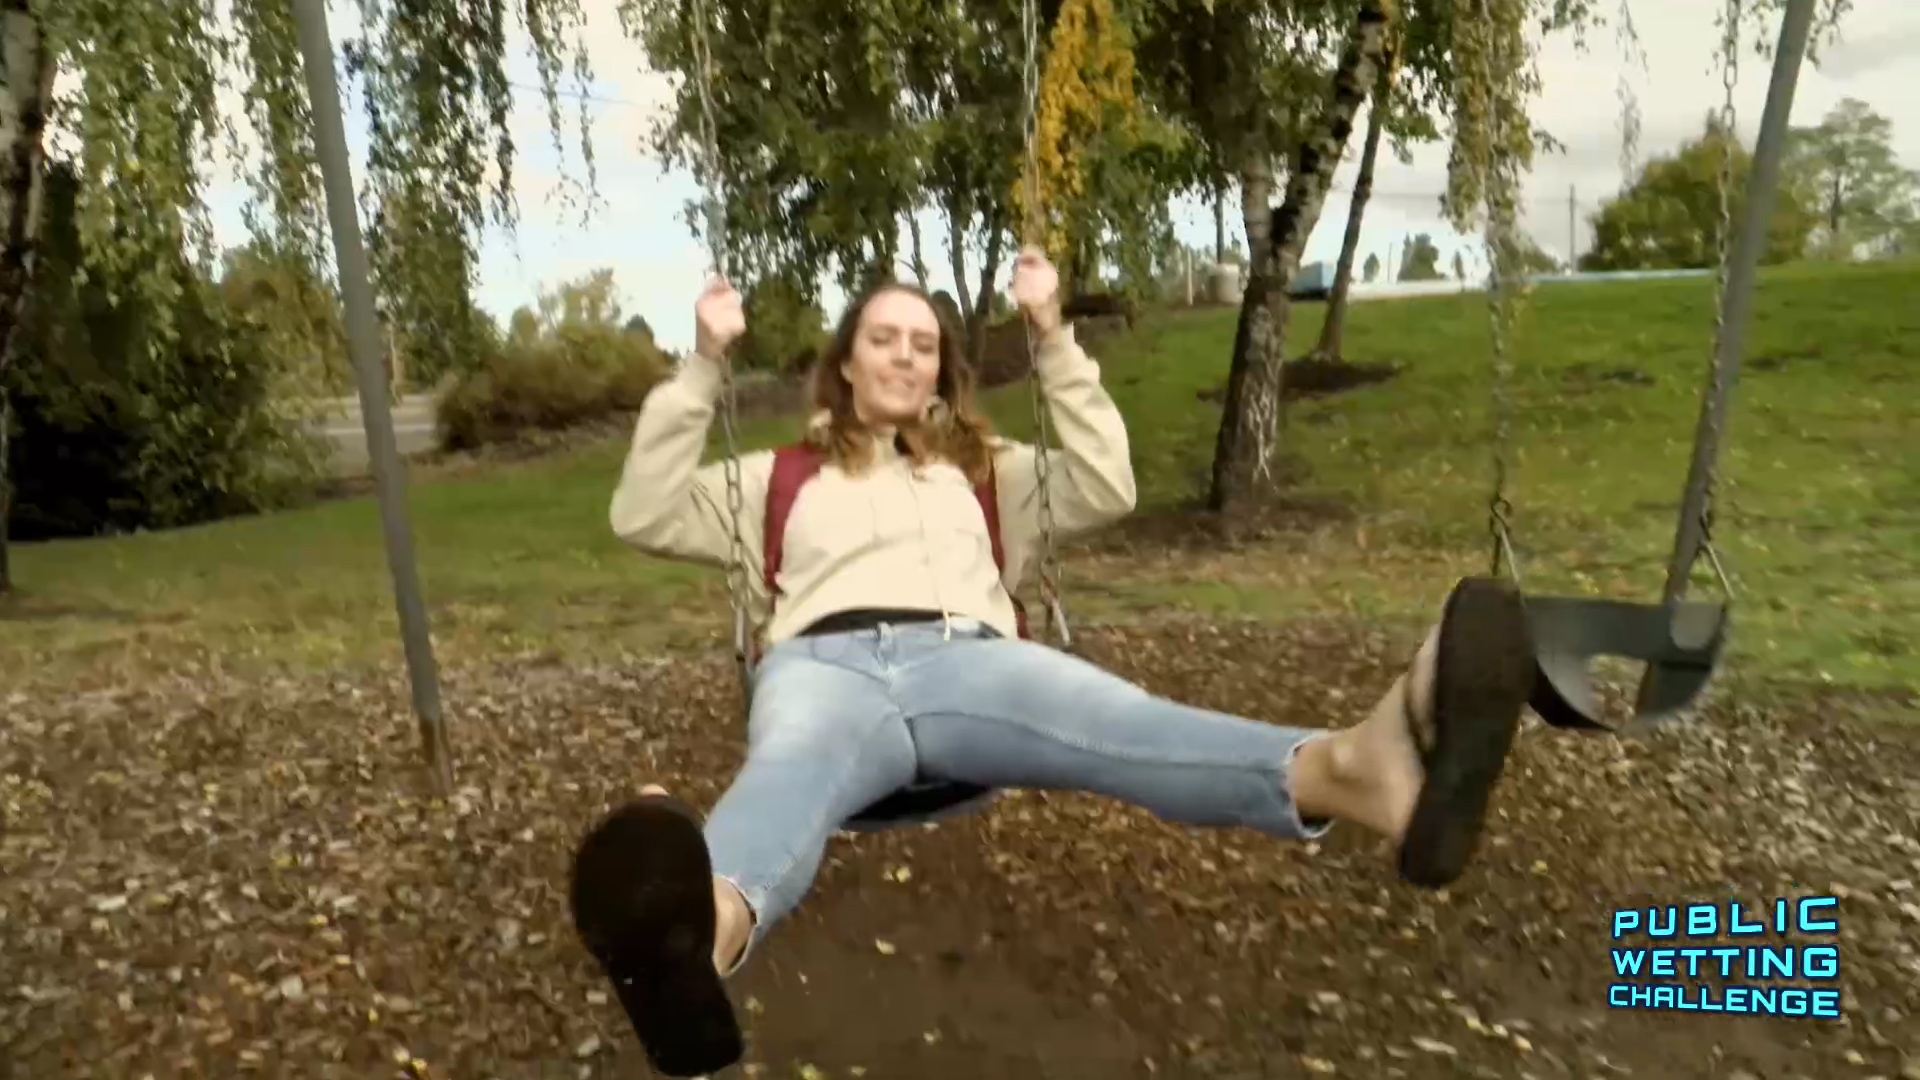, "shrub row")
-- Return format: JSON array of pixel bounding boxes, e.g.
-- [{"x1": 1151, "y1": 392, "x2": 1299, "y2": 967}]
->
[{"x1": 436, "y1": 323, "x2": 668, "y2": 451}]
